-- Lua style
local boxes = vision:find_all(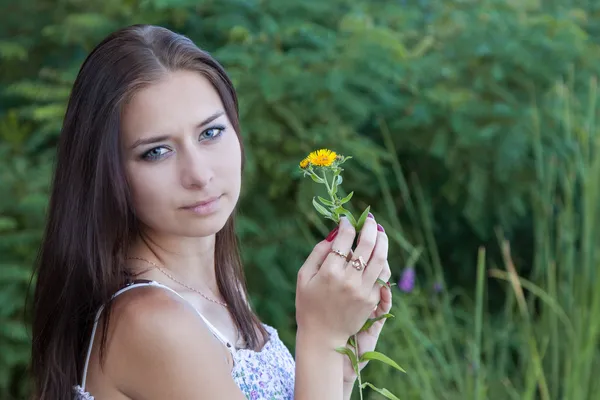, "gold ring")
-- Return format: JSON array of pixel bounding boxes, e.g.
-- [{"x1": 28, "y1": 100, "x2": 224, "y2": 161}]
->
[
  {"x1": 331, "y1": 248, "x2": 348, "y2": 259},
  {"x1": 350, "y1": 256, "x2": 367, "y2": 271}
]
